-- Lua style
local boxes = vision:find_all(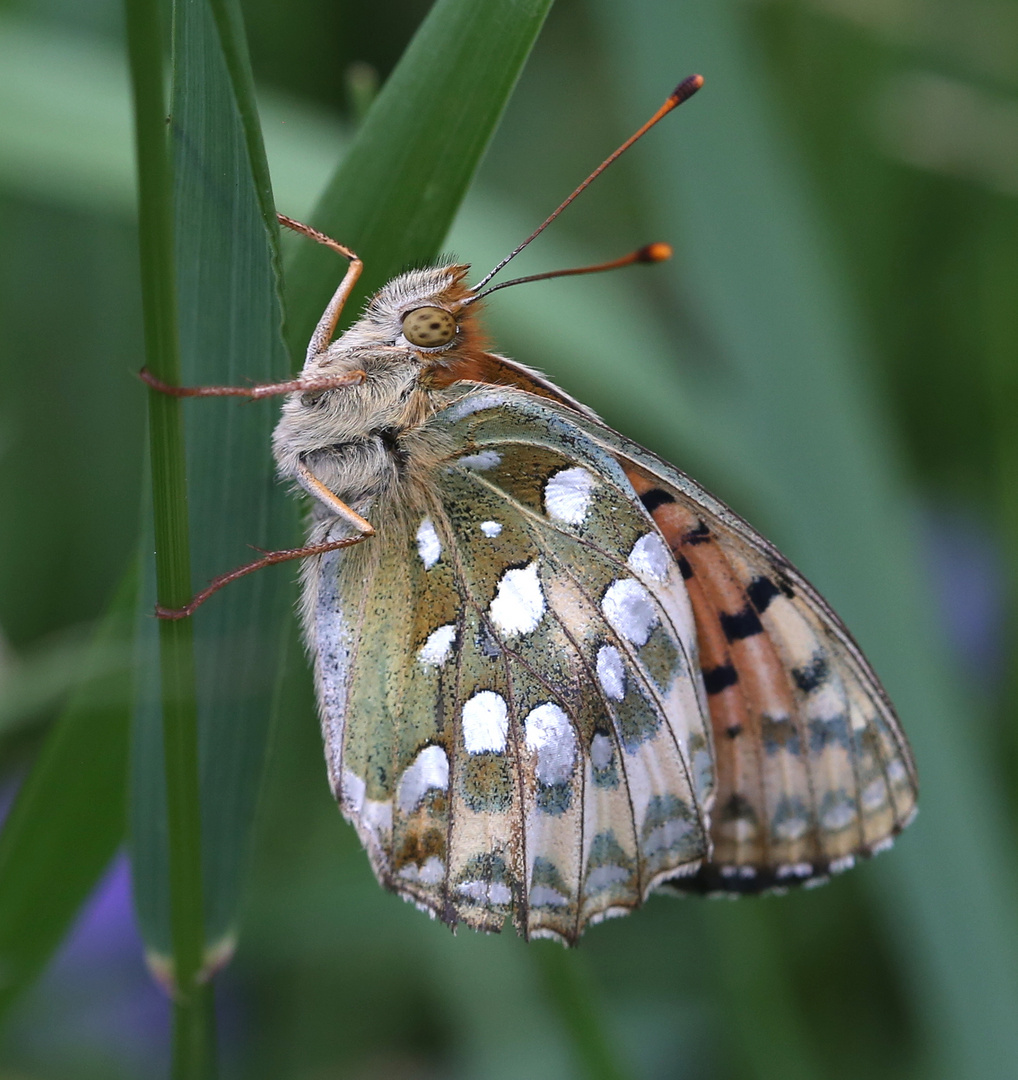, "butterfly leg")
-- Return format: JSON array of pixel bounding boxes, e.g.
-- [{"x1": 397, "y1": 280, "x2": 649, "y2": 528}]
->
[
  {"x1": 139, "y1": 367, "x2": 367, "y2": 400},
  {"x1": 141, "y1": 213, "x2": 363, "y2": 398},
  {"x1": 276, "y1": 213, "x2": 363, "y2": 364},
  {"x1": 156, "y1": 462, "x2": 374, "y2": 620},
  {"x1": 155, "y1": 534, "x2": 367, "y2": 620},
  {"x1": 290, "y1": 460, "x2": 376, "y2": 528}
]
